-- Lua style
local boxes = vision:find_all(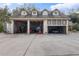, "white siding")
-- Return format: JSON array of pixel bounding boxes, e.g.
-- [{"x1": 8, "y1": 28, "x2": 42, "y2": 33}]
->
[
  {"x1": 6, "y1": 22, "x2": 11, "y2": 33},
  {"x1": 6, "y1": 20, "x2": 14, "y2": 33}
]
